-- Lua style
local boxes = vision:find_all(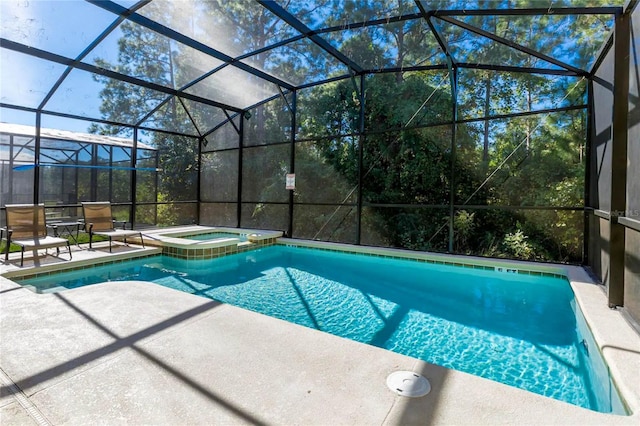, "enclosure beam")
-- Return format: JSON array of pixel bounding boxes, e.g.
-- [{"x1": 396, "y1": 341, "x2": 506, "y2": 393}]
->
[
  {"x1": 366, "y1": 65, "x2": 448, "y2": 74},
  {"x1": 109, "y1": 146, "x2": 114, "y2": 204},
  {"x1": 416, "y1": 1, "x2": 457, "y2": 66},
  {"x1": 318, "y1": 13, "x2": 423, "y2": 33},
  {"x1": 433, "y1": 7, "x2": 622, "y2": 16},
  {"x1": 222, "y1": 110, "x2": 240, "y2": 135},
  {"x1": 130, "y1": 128, "x2": 138, "y2": 227},
  {"x1": 235, "y1": 35, "x2": 306, "y2": 61},
  {"x1": 356, "y1": 75, "x2": 366, "y2": 245},
  {"x1": 448, "y1": 65, "x2": 458, "y2": 253},
  {"x1": 437, "y1": 16, "x2": 589, "y2": 76},
  {"x1": 0, "y1": 38, "x2": 244, "y2": 114},
  {"x1": 153, "y1": 150, "x2": 159, "y2": 226},
  {"x1": 33, "y1": 113, "x2": 41, "y2": 205},
  {"x1": 457, "y1": 104, "x2": 587, "y2": 125},
  {"x1": 608, "y1": 11, "x2": 630, "y2": 307},
  {"x1": 584, "y1": 81, "x2": 594, "y2": 266},
  {"x1": 590, "y1": 33, "x2": 615, "y2": 78},
  {"x1": 257, "y1": 0, "x2": 364, "y2": 74},
  {"x1": 237, "y1": 116, "x2": 244, "y2": 229},
  {"x1": 90, "y1": 144, "x2": 98, "y2": 202},
  {"x1": 136, "y1": 60, "x2": 235, "y2": 129},
  {"x1": 287, "y1": 92, "x2": 297, "y2": 238},
  {"x1": 87, "y1": 0, "x2": 295, "y2": 92},
  {"x1": 178, "y1": 97, "x2": 203, "y2": 139},
  {"x1": 457, "y1": 63, "x2": 581, "y2": 76},
  {"x1": 8, "y1": 135, "x2": 14, "y2": 204},
  {"x1": 0, "y1": 103, "x2": 141, "y2": 131},
  {"x1": 196, "y1": 136, "x2": 203, "y2": 226},
  {"x1": 202, "y1": 113, "x2": 241, "y2": 139},
  {"x1": 74, "y1": 151, "x2": 79, "y2": 208},
  {"x1": 39, "y1": 1, "x2": 151, "y2": 111}
]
